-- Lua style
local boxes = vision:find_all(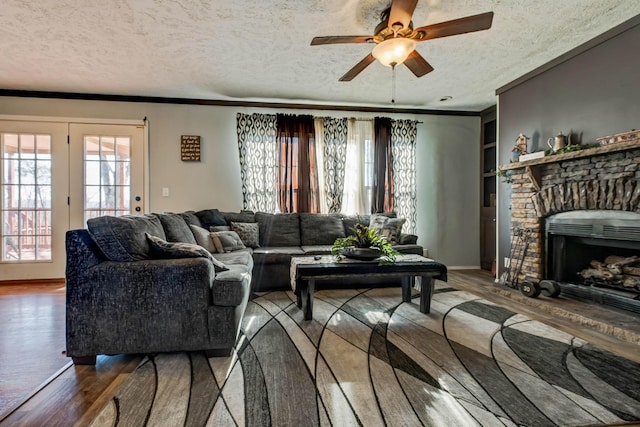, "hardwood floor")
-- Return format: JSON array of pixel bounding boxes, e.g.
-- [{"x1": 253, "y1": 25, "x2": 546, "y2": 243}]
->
[
  {"x1": 0, "y1": 283, "x2": 68, "y2": 420},
  {"x1": 1, "y1": 271, "x2": 639, "y2": 426}
]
